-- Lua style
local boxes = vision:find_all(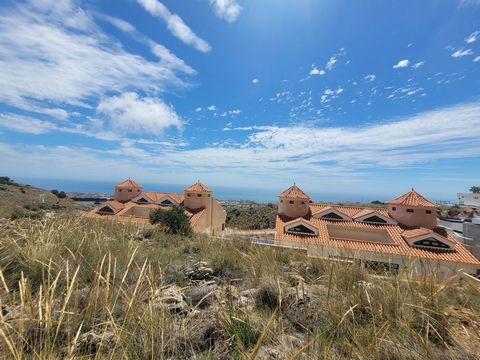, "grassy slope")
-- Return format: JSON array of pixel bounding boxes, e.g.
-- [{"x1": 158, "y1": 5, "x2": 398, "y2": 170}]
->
[
  {"x1": 0, "y1": 182, "x2": 83, "y2": 218},
  {"x1": 0, "y1": 216, "x2": 479, "y2": 359}
]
